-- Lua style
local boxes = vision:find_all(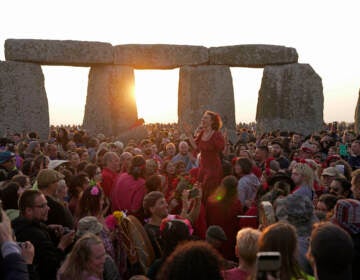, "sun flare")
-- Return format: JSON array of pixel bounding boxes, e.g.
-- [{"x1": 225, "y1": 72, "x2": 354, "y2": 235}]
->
[{"x1": 134, "y1": 69, "x2": 179, "y2": 124}]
